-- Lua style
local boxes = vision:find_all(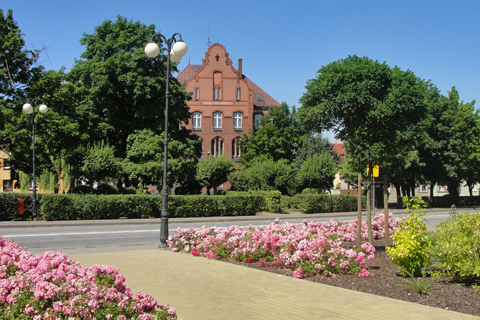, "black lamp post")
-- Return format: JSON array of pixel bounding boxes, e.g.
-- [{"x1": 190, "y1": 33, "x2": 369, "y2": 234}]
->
[
  {"x1": 22, "y1": 99, "x2": 48, "y2": 221},
  {"x1": 145, "y1": 32, "x2": 188, "y2": 248}
]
